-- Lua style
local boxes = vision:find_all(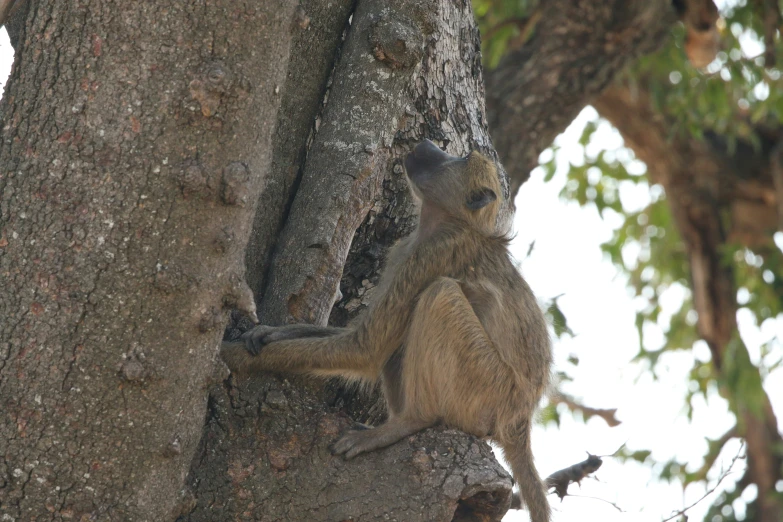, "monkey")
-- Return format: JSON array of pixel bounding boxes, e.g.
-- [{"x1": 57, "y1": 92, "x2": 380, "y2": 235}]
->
[{"x1": 221, "y1": 139, "x2": 552, "y2": 522}]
